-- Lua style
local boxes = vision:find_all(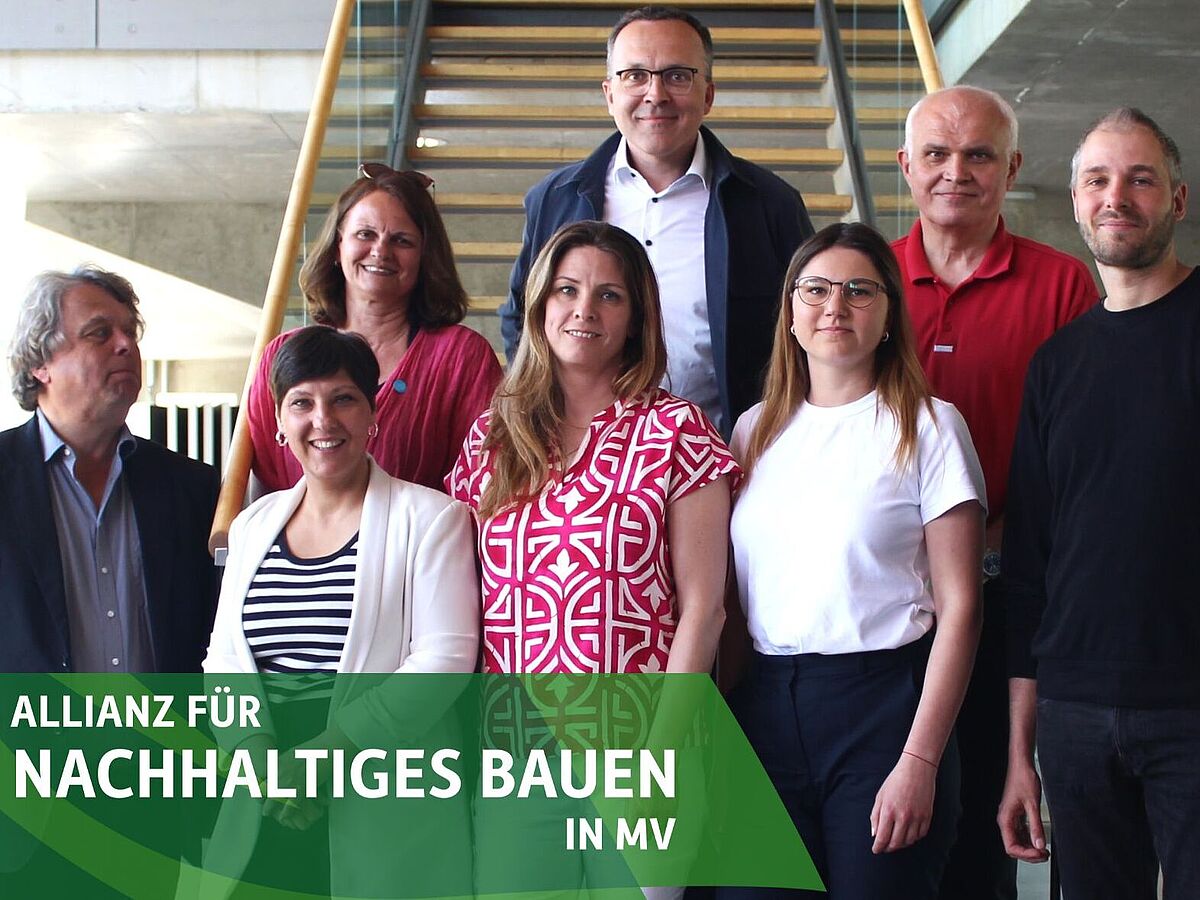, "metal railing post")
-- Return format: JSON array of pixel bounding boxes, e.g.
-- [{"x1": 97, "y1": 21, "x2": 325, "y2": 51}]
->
[
  {"x1": 815, "y1": 0, "x2": 876, "y2": 228},
  {"x1": 390, "y1": 0, "x2": 433, "y2": 169}
]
